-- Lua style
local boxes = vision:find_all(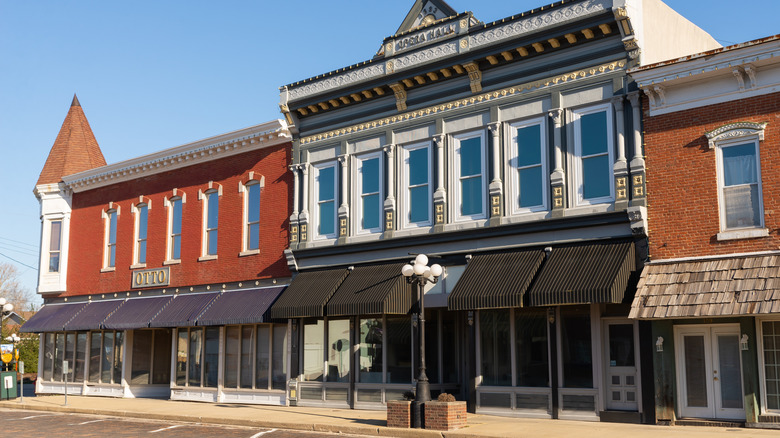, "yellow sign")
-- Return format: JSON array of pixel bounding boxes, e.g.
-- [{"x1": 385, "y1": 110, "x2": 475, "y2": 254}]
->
[{"x1": 0, "y1": 353, "x2": 11, "y2": 364}]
